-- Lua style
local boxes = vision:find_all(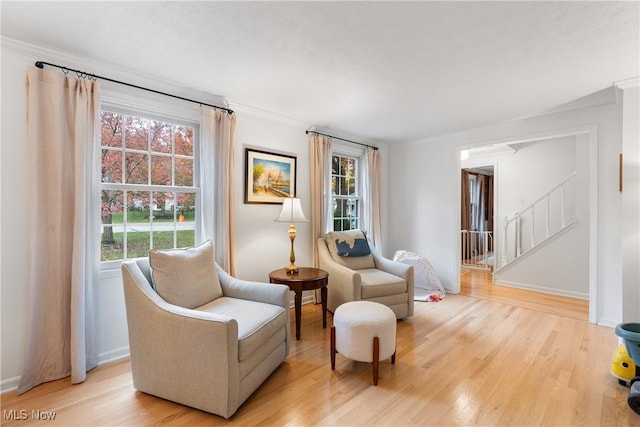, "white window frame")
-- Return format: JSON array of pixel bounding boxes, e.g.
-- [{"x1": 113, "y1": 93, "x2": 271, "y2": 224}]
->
[
  {"x1": 331, "y1": 144, "x2": 365, "y2": 232},
  {"x1": 99, "y1": 101, "x2": 201, "y2": 271}
]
